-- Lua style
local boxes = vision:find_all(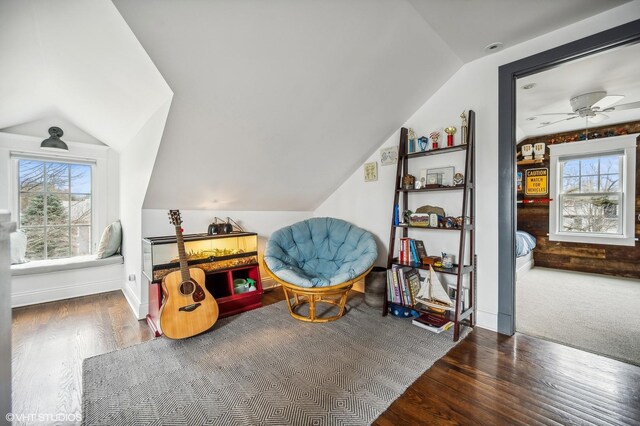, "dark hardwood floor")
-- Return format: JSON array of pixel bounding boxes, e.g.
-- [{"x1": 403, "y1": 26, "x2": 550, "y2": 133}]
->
[
  {"x1": 374, "y1": 328, "x2": 640, "y2": 425},
  {"x1": 11, "y1": 291, "x2": 154, "y2": 422},
  {"x1": 12, "y1": 289, "x2": 640, "y2": 425}
]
